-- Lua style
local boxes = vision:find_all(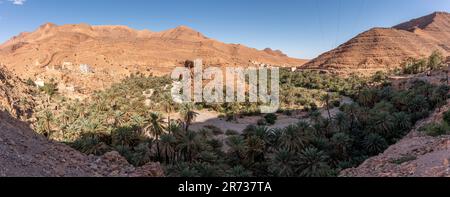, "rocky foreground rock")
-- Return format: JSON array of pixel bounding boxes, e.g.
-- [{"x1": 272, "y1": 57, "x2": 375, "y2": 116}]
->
[{"x1": 0, "y1": 111, "x2": 164, "y2": 177}]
